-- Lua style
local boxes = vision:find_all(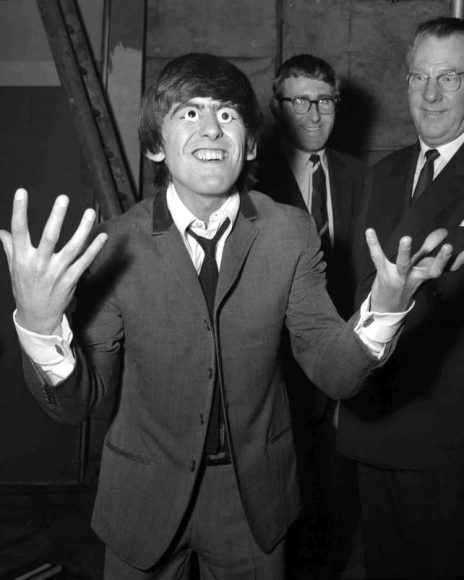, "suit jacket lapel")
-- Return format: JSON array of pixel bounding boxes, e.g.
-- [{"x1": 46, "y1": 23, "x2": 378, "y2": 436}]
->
[
  {"x1": 327, "y1": 148, "x2": 352, "y2": 246},
  {"x1": 216, "y1": 192, "x2": 259, "y2": 307},
  {"x1": 276, "y1": 144, "x2": 307, "y2": 211},
  {"x1": 151, "y1": 189, "x2": 206, "y2": 309}
]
